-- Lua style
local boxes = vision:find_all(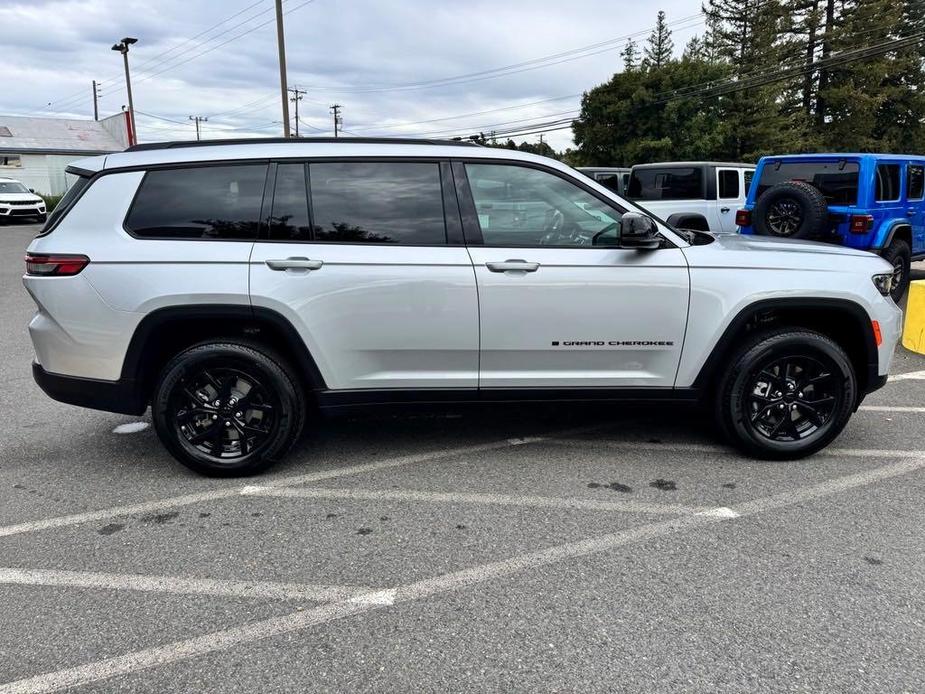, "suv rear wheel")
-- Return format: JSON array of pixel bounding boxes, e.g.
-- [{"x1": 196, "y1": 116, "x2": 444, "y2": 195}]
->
[
  {"x1": 715, "y1": 329, "x2": 856, "y2": 460},
  {"x1": 881, "y1": 238, "x2": 911, "y2": 302},
  {"x1": 152, "y1": 341, "x2": 305, "y2": 476}
]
